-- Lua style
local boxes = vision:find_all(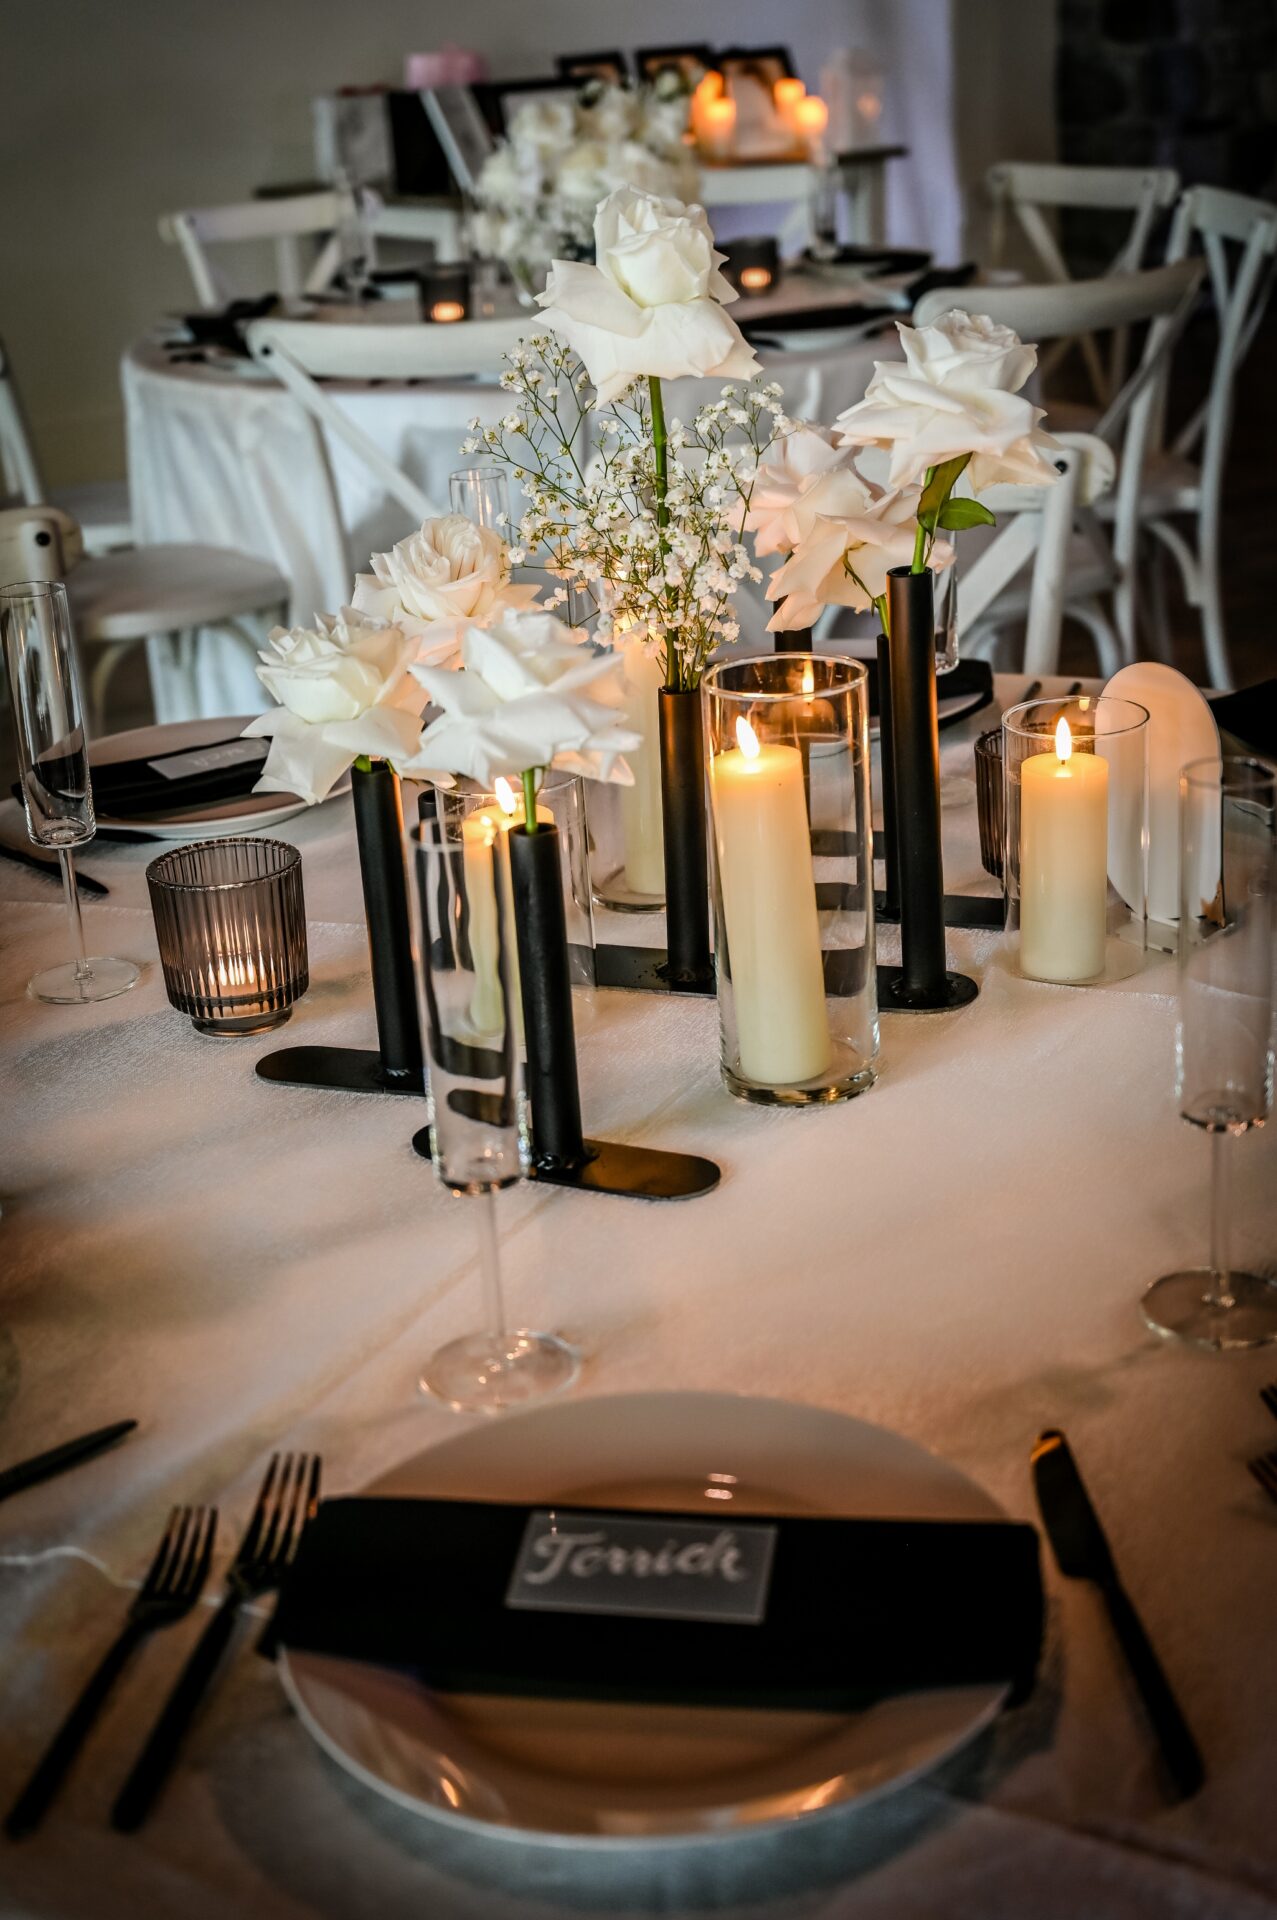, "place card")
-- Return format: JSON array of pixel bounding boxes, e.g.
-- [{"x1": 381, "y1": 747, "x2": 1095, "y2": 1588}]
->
[{"x1": 506, "y1": 1509, "x2": 777, "y2": 1625}]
